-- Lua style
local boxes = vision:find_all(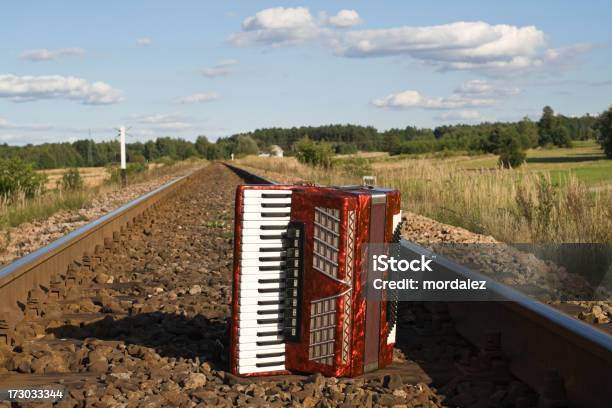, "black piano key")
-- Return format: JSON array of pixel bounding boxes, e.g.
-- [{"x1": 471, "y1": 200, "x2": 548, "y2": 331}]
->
[
  {"x1": 259, "y1": 265, "x2": 283, "y2": 271},
  {"x1": 258, "y1": 278, "x2": 283, "y2": 284},
  {"x1": 261, "y1": 212, "x2": 290, "y2": 218},
  {"x1": 256, "y1": 340, "x2": 284, "y2": 346},
  {"x1": 257, "y1": 330, "x2": 283, "y2": 336},
  {"x1": 257, "y1": 318, "x2": 283, "y2": 324},
  {"x1": 256, "y1": 360, "x2": 286, "y2": 368},
  {"x1": 259, "y1": 247, "x2": 284, "y2": 252},
  {"x1": 256, "y1": 352, "x2": 285, "y2": 358},
  {"x1": 258, "y1": 288, "x2": 282, "y2": 293},
  {"x1": 259, "y1": 256, "x2": 284, "y2": 262},
  {"x1": 260, "y1": 235, "x2": 284, "y2": 240},
  {"x1": 261, "y1": 203, "x2": 291, "y2": 208},
  {"x1": 257, "y1": 308, "x2": 283, "y2": 315},
  {"x1": 261, "y1": 193, "x2": 291, "y2": 198},
  {"x1": 257, "y1": 300, "x2": 283, "y2": 306},
  {"x1": 260, "y1": 225, "x2": 288, "y2": 230}
]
